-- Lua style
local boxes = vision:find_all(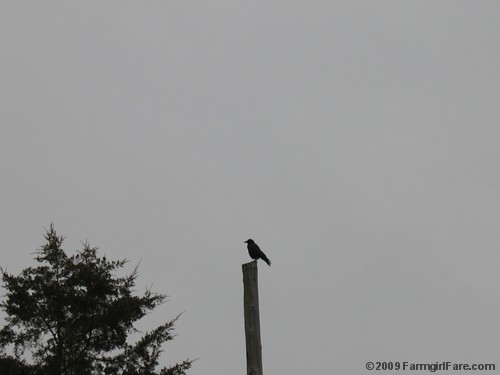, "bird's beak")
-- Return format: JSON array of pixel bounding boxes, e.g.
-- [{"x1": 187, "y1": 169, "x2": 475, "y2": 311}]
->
[{"x1": 244, "y1": 240, "x2": 248, "y2": 243}]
